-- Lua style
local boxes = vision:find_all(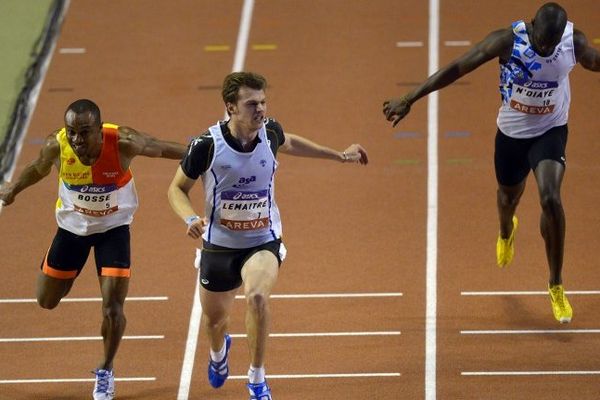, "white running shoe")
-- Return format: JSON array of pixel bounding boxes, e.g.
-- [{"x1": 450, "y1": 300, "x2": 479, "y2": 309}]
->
[{"x1": 92, "y1": 369, "x2": 115, "y2": 400}]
